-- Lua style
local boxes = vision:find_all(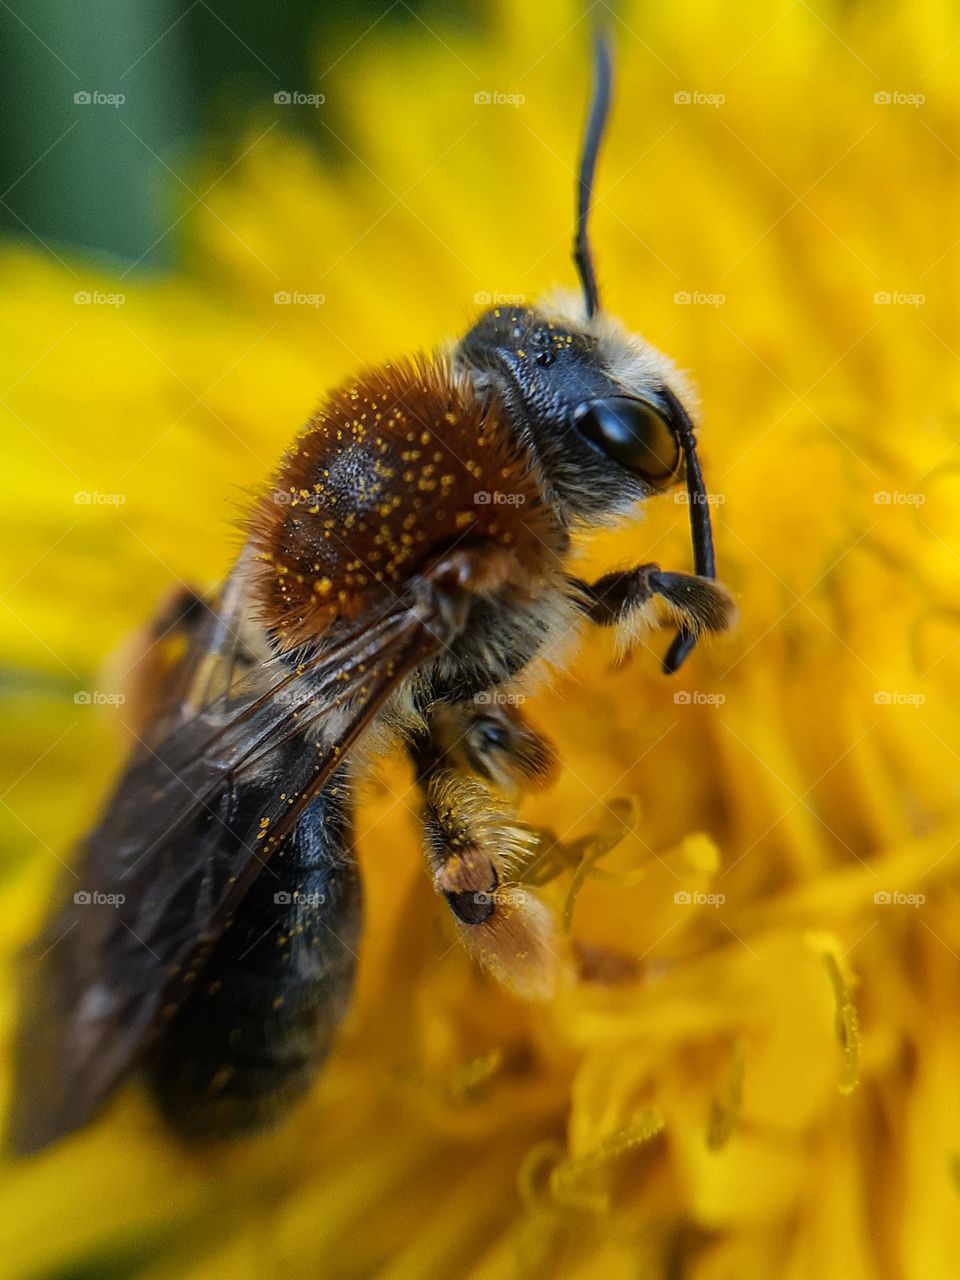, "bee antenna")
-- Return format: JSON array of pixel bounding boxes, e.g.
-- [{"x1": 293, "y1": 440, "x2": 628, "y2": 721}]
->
[
  {"x1": 658, "y1": 386, "x2": 718, "y2": 674},
  {"x1": 574, "y1": 31, "x2": 613, "y2": 319}
]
